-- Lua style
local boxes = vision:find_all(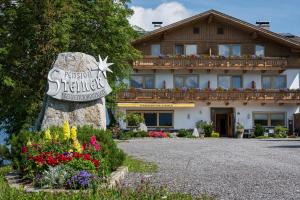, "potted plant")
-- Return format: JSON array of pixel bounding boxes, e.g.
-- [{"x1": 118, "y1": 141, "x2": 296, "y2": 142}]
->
[
  {"x1": 236, "y1": 122, "x2": 244, "y2": 138},
  {"x1": 196, "y1": 121, "x2": 205, "y2": 138}
]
